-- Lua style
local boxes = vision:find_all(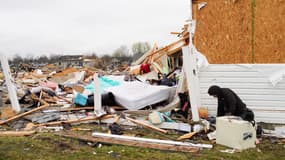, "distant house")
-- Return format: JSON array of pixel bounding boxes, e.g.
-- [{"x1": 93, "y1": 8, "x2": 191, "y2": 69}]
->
[
  {"x1": 57, "y1": 55, "x2": 83, "y2": 68},
  {"x1": 82, "y1": 58, "x2": 98, "y2": 68}
]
